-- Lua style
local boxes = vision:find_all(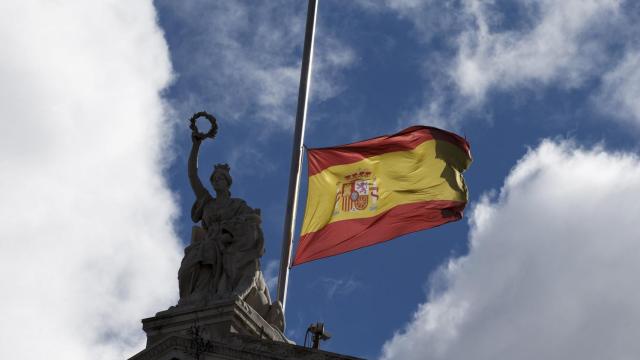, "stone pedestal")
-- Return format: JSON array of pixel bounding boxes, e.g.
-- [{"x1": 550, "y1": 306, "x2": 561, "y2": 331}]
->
[
  {"x1": 128, "y1": 296, "x2": 363, "y2": 360},
  {"x1": 140, "y1": 296, "x2": 288, "y2": 348},
  {"x1": 129, "y1": 334, "x2": 364, "y2": 360}
]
